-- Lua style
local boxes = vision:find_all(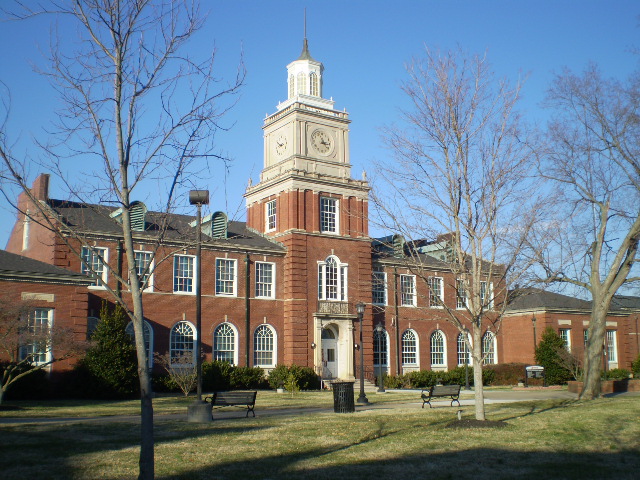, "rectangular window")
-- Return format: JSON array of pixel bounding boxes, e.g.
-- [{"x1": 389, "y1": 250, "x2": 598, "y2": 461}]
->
[
  {"x1": 266, "y1": 200, "x2": 277, "y2": 231},
  {"x1": 400, "y1": 274, "x2": 416, "y2": 306},
  {"x1": 480, "y1": 281, "x2": 494, "y2": 309},
  {"x1": 606, "y1": 330, "x2": 617, "y2": 363},
  {"x1": 320, "y1": 197, "x2": 338, "y2": 234},
  {"x1": 255, "y1": 262, "x2": 275, "y2": 298},
  {"x1": 81, "y1": 246, "x2": 108, "y2": 287},
  {"x1": 134, "y1": 251, "x2": 153, "y2": 291},
  {"x1": 216, "y1": 258, "x2": 237, "y2": 296},
  {"x1": 428, "y1": 276, "x2": 444, "y2": 307},
  {"x1": 456, "y1": 279, "x2": 467, "y2": 309},
  {"x1": 20, "y1": 308, "x2": 53, "y2": 365},
  {"x1": 372, "y1": 269, "x2": 387, "y2": 306},
  {"x1": 559, "y1": 328, "x2": 571, "y2": 351},
  {"x1": 173, "y1": 255, "x2": 195, "y2": 293}
]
